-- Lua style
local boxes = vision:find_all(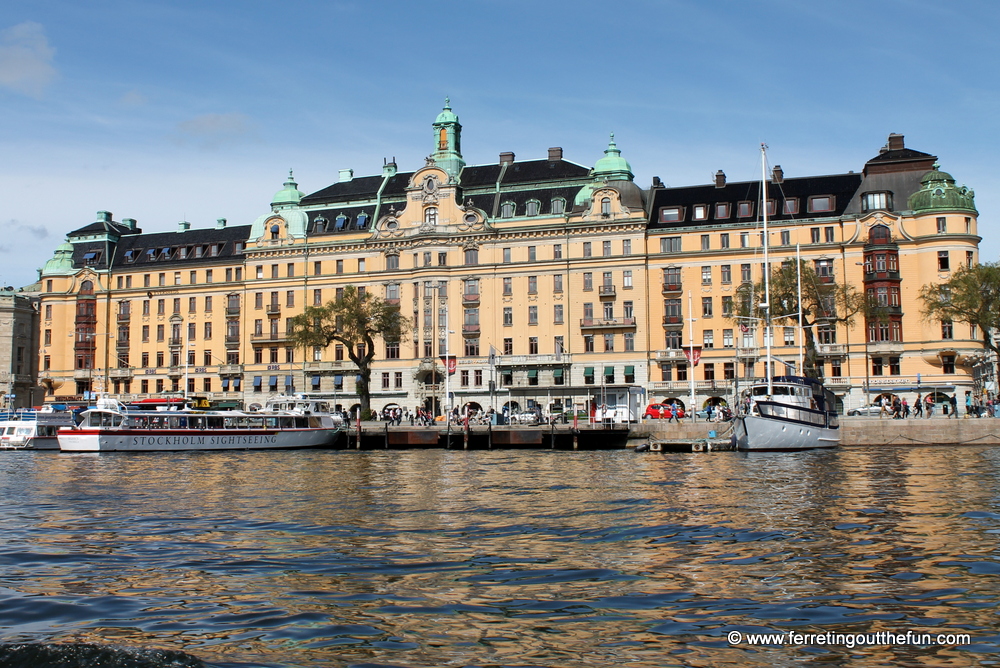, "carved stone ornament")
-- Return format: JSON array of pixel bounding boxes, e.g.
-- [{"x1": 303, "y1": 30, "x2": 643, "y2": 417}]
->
[{"x1": 376, "y1": 216, "x2": 404, "y2": 239}]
